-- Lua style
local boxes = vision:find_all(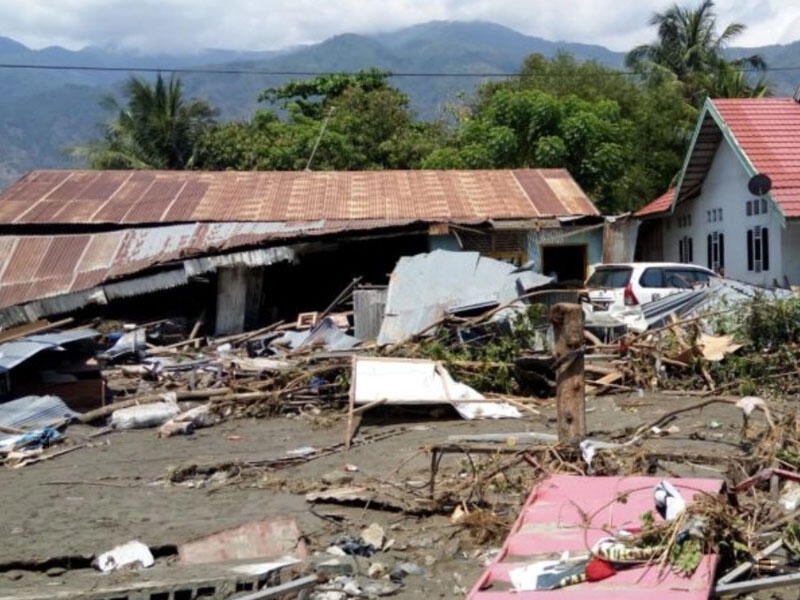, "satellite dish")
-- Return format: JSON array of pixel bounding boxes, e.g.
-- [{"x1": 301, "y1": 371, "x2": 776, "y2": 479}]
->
[{"x1": 748, "y1": 173, "x2": 772, "y2": 196}]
